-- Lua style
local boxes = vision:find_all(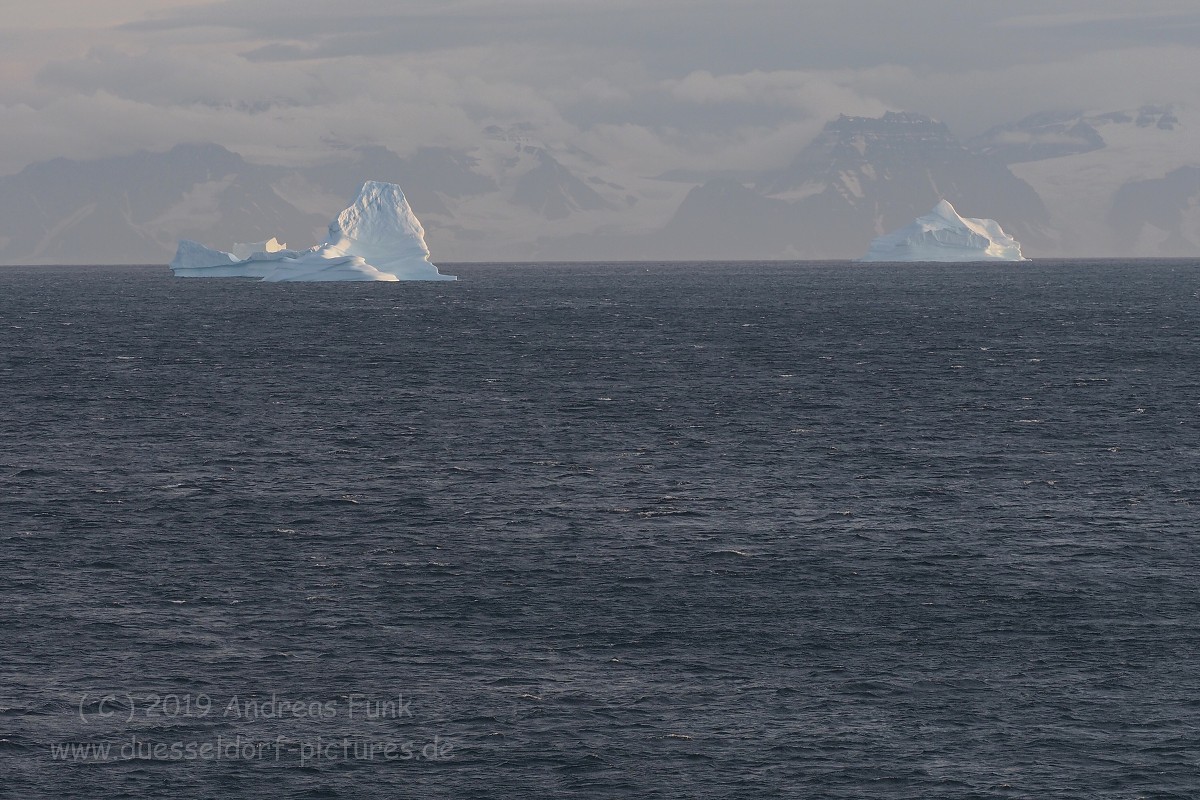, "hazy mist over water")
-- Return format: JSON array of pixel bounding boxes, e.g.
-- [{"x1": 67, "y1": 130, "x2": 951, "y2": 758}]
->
[
  {"x1": 3, "y1": 261, "x2": 1199, "y2": 797},
  {"x1": 5, "y1": 3, "x2": 1200, "y2": 266}
]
